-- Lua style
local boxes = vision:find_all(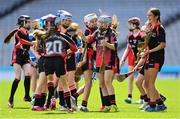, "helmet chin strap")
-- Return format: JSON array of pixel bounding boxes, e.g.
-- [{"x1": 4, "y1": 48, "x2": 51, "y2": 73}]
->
[
  {"x1": 129, "y1": 28, "x2": 135, "y2": 31},
  {"x1": 129, "y1": 24, "x2": 136, "y2": 31}
]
